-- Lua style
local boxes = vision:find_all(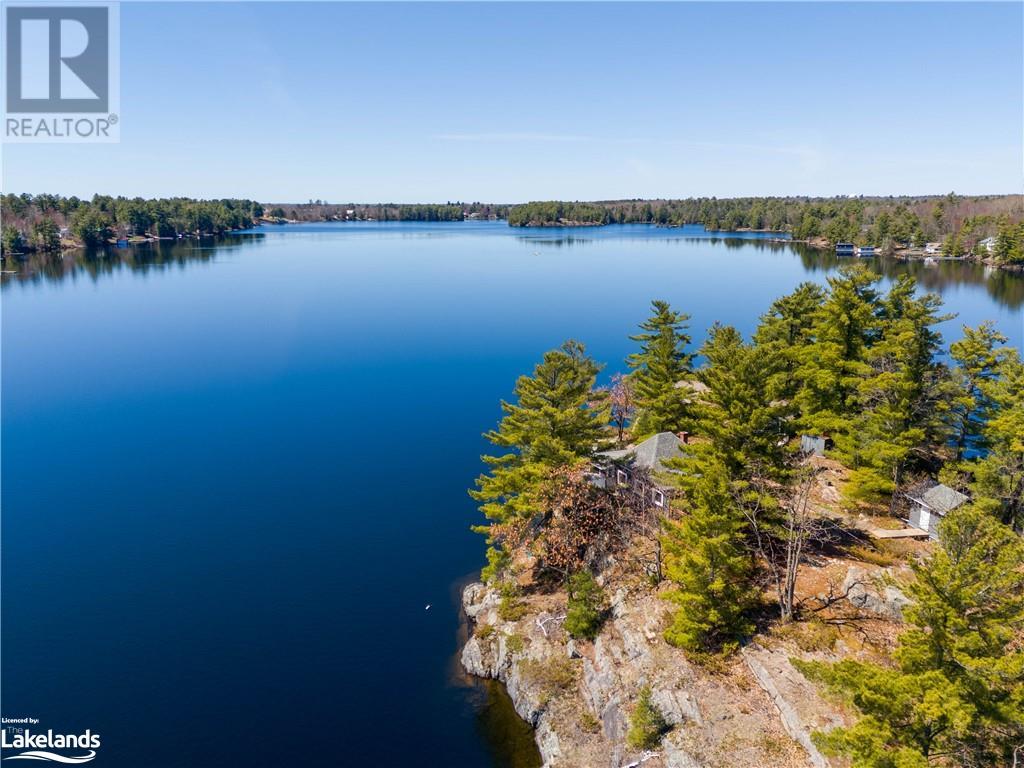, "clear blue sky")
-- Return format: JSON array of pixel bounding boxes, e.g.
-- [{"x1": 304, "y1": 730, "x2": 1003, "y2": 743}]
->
[{"x1": 4, "y1": 2, "x2": 1022, "y2": 202}]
